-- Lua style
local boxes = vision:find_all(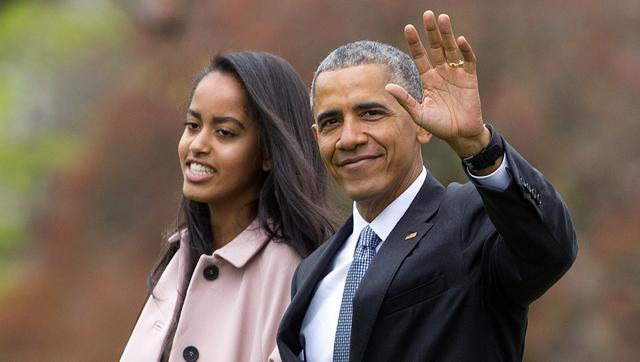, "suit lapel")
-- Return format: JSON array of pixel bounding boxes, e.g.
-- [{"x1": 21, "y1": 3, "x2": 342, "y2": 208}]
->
[
  {"x1": 350, "y1": 174, "x2": 446, "y2": 361},
  {"x1": 279, "y1": 217, "x2": 353, "y2": 357},
  {"x1": 301, "y1": 216, "x2": 353, "y2": 285}
]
